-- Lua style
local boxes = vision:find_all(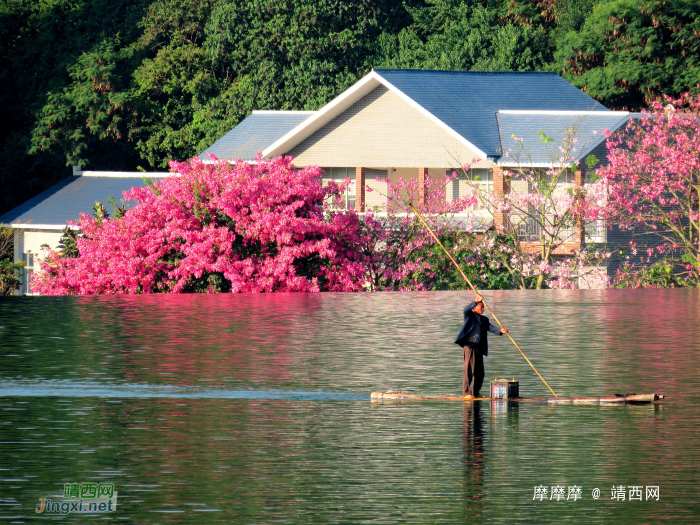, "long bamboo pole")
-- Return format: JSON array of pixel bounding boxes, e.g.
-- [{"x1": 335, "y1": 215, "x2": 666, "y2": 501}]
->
[{"x1": 410, "y1": 205, "x2": 558, "y2": 398}]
